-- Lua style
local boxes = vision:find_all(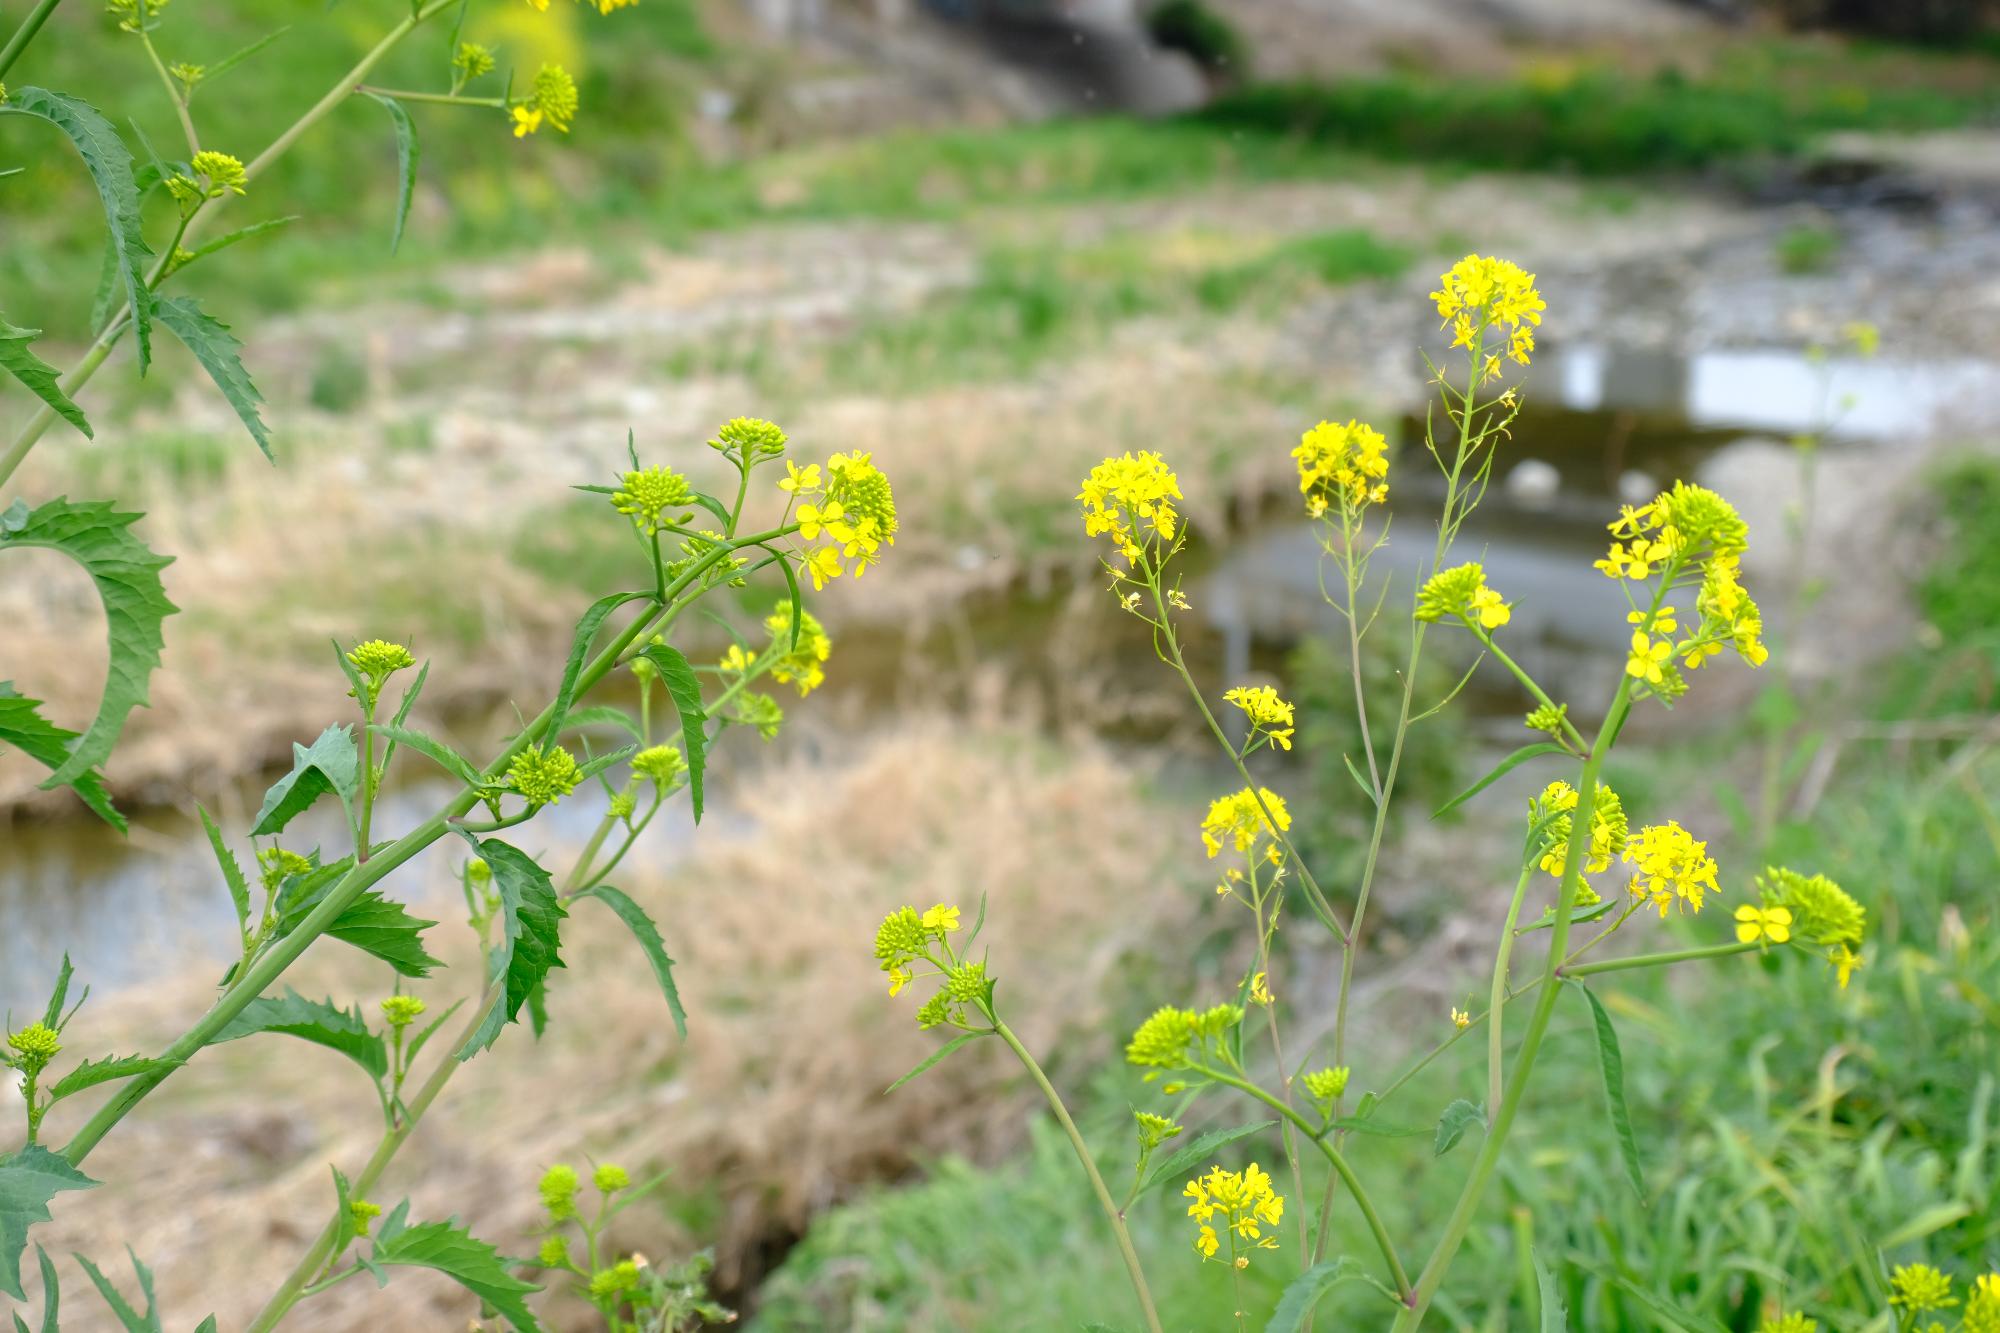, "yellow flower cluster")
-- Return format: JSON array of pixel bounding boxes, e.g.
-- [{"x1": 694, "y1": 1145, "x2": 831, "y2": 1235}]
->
[
  {"x1": 1624, "y1": 821, "x2": 1720, "y2": 916},
  {"x1": 1530, "y1": 779, "x2": 1627, "y2": 900},
  {"x1": 788, "y1": 451, "x2": 898, "y2": 590},
  {"x1": 1184, "y1": 1162, "x2": 1284, "y2": 1266},
  {"x1": 1416, "y1": 562, "x2": 1511, "y2": 631},
  {"x1": 1301, "y1": 1065, "x2": 1350, "y2": 1110},
  {"x1": 1125, "y1": 1003, "x2": 1243, "y2": 1073},
  {"x1": 875, "y1": 903, "x2": 988, "y2": 1028},
  {"x1": 1758, "y1": 866, "x2": 1867, "y2": 987},
  {"x1": 611, "y1": 464, "x2": 693, "y2": 536},
  {"x1": 766, "y1": 603, "x2": 832, "y2": 696},
  {"x1": 1223, "y1": 685, "x2": 1295, "y2": 752},
  {"x1": 1595, "y1": 483, "x2": 1765, "y2": 695},
  {"x1": 506, "y1": 742, "x2": 581, "y2": 807},
  {"x1": 512, "y1": 63, "x2": 578, "y2": 137},
  {"x1": 1077, "y1": 451, "x2": 1183, "y2": 569},
  {"x1": 1292, "y1": 418, "x2": 1389, "y2": 518},
  {"x1": 1200, "y1": 786, "x2": 1290, "y2": 861},
  {"x1": 1431, "y1": 254, "x2": 1546, "y2": 374}
]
